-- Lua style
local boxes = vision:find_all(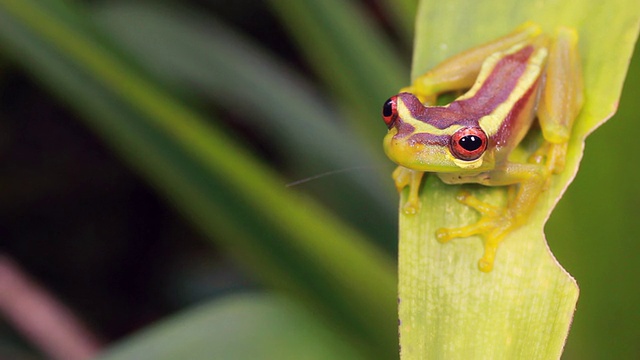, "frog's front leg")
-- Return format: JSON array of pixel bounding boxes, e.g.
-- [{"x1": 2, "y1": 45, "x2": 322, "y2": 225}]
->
[
  {"x1": 437, "y1": 163, "x2": 546, "y2": 272},
  {"x1": 392, "y1": 166, "x2": 425, "y2": 214}
]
